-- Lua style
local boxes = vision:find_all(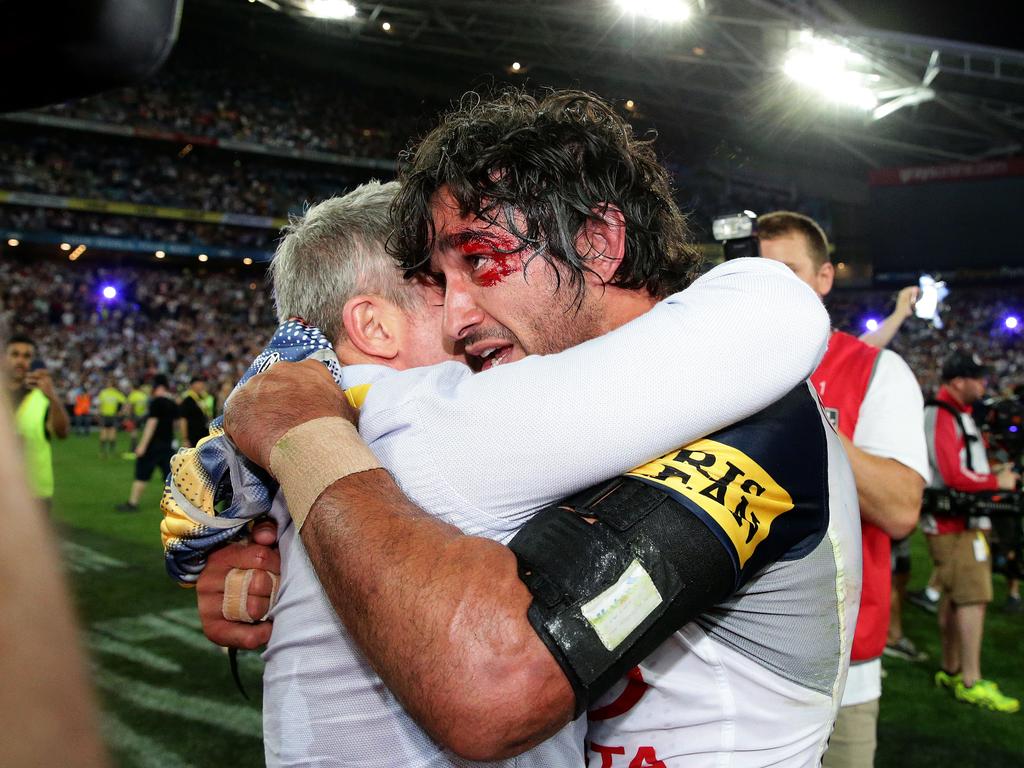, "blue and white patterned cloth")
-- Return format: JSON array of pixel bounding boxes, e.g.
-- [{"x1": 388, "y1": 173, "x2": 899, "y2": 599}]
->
[{"x1": 160, "y1": 319, "x2": 343, "y2": 584}]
